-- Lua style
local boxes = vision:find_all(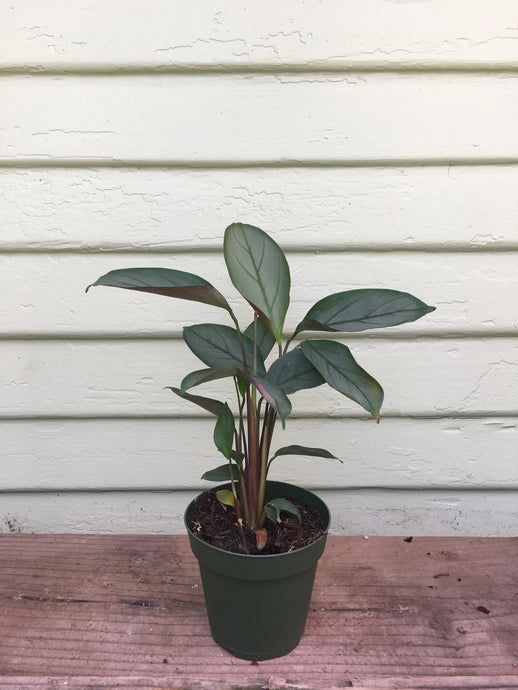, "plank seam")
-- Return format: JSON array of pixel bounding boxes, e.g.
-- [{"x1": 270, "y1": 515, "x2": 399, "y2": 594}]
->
[
  {"x1": 1, "y1": 412, "x2": 517, "y2": 421},
  {"x1": 1, "y1": 158, "x2": 517, "y2": 170},
  {"x1": 0, "y1": 331, "x2": 514, "y2": 341},
  {"x1": 2, "y1": 485, "x2": 518, "y2": 494},
  {"x1": 2, "y1": 244, "x2": 518, "y2": 255},
  {"x1": 1, "y1": 63, "x2": 518, "y2": 76}
]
